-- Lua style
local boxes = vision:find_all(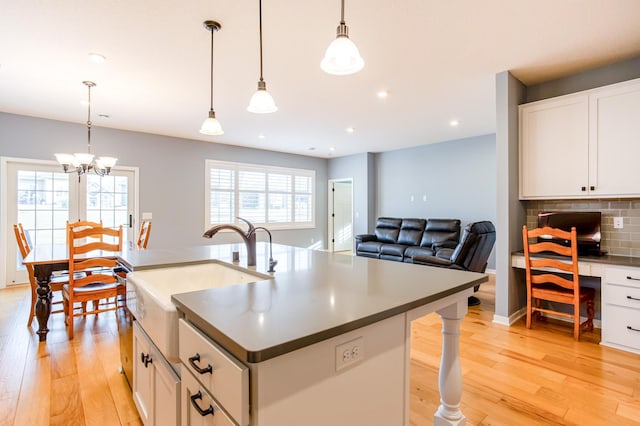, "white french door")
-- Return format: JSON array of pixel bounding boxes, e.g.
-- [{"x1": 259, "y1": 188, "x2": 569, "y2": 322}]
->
[{"x1": 3, "y1": 159, "x2": 136, "y2": 286}]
